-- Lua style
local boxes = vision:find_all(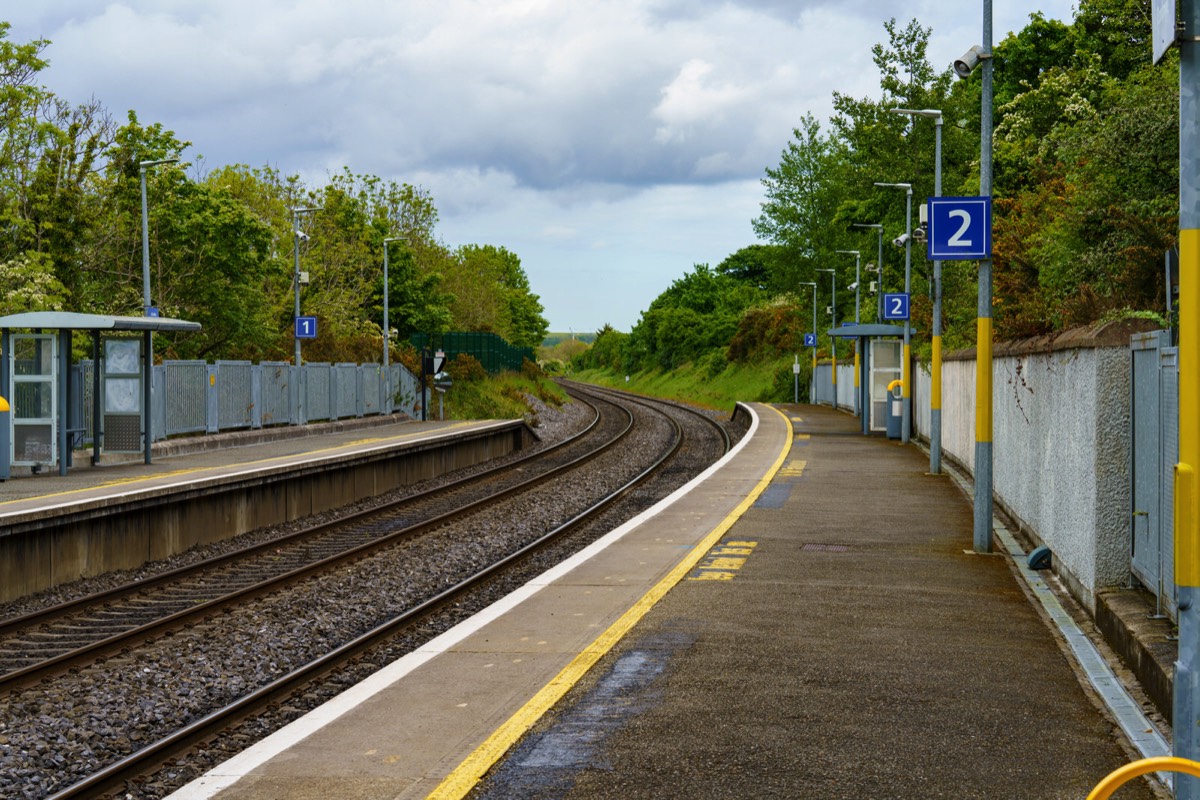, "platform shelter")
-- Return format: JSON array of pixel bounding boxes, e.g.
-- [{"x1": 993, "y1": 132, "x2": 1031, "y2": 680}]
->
[
  {"x1": 0, "y1": 311, "x2": 201, "y2": 478},
  {"x1": 829, "y1": 322, "x2": 907, "y2": 435}
]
